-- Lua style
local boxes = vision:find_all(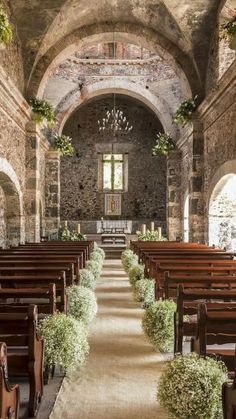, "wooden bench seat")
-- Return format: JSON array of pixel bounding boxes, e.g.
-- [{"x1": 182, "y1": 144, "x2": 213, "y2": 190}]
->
[
  {"x1": 0, "y1": 342, "x2": 20, "y2": 419},
  {"x1": 175, "y1": 286, "x2": 236, "y2": 353},
  {"x1": 191, "y1": 304, "x2": 236, "y2": 371},
  {"x1": 0, "y1": 305, "x2": 44, "y2": 417}
]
